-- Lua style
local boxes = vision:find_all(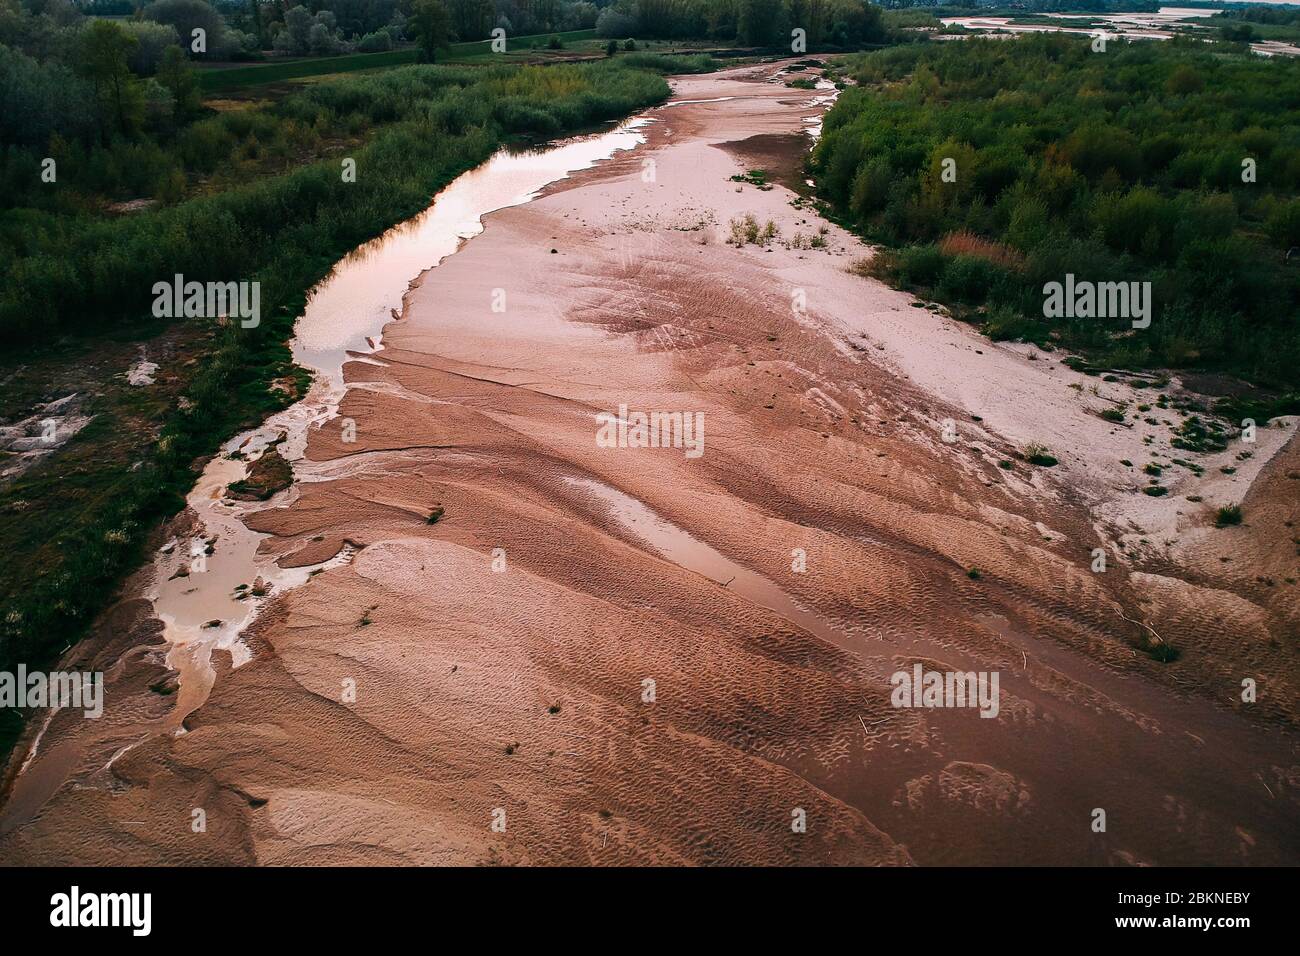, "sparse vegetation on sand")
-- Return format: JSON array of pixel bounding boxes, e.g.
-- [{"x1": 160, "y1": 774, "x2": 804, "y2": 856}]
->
[
  {"x1": 1022, "y1": 443, "x2": 1058, "y2": 467},
  {"x1": 1215, "y1": 503, "x2": 1244, "y2": 527},
  {"x1": 728, "y1": 214, "x2": 780, "y2": 246},
  {"x1": 730, "y1": 169, "x2": 773, "y2": 190}
]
